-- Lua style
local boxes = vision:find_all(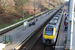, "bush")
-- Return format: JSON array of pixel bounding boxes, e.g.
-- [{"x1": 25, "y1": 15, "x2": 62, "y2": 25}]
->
[{"x1": 0, "y1": 7, "x2": 5, "y2": 14}]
